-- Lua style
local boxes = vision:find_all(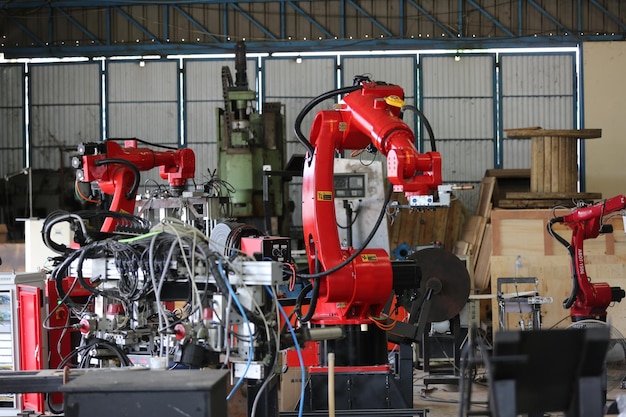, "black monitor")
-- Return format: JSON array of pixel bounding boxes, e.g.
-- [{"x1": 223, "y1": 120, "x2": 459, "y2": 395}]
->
[{"x1": 490, "y1": 327, "x2": 610, "y2": 417}]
